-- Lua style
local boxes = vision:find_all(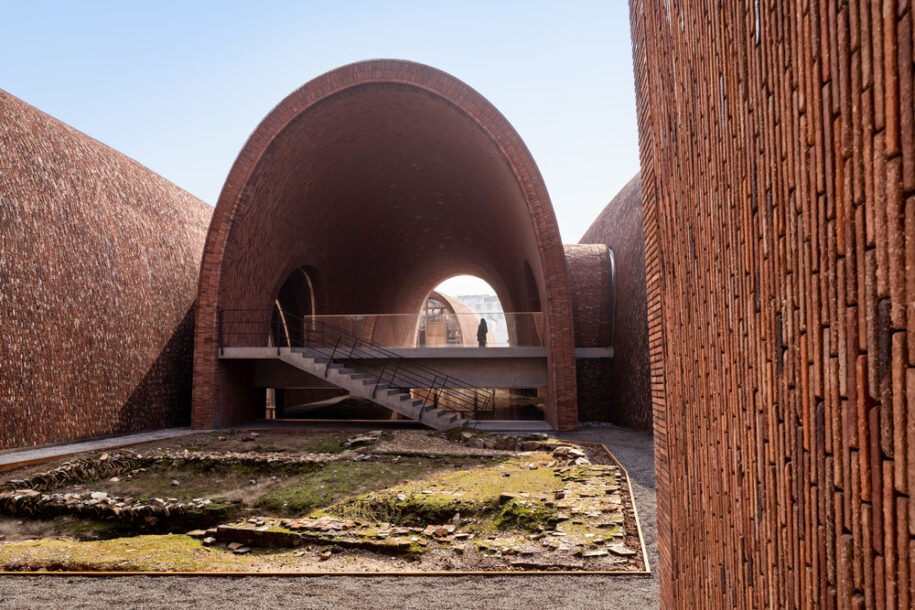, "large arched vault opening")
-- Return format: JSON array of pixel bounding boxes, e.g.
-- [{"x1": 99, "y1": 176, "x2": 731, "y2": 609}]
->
[{"x1": 192, "y1": 60, "x2": 578, "y2": 430}]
